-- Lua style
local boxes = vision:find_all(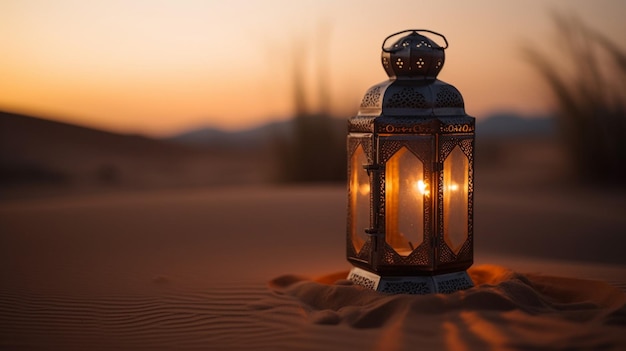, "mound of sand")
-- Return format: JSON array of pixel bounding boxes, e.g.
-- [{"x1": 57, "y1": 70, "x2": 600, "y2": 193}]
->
[{"x1": 265, "y1": 265, "x2": 626, "y2": 349}]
